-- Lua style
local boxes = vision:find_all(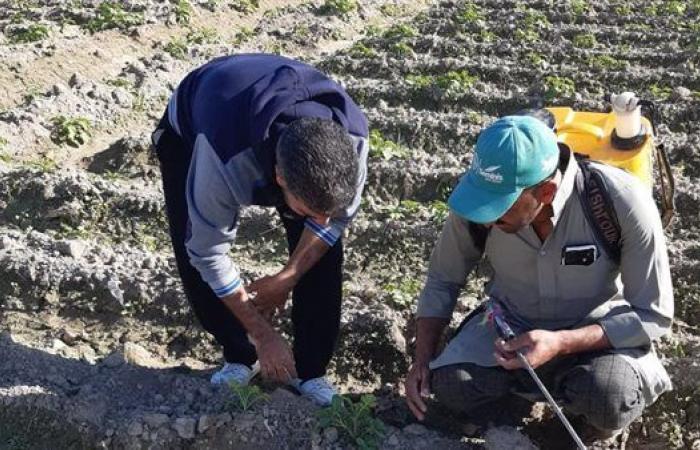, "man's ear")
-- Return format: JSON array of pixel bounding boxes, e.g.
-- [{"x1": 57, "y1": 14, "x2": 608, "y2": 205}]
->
[
  {"x1": 536, "y1": 181, "x2": 557, "y2": 205},
  {"x1": 275, "y1": 165, "x2": 286, "y2": 188}
]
